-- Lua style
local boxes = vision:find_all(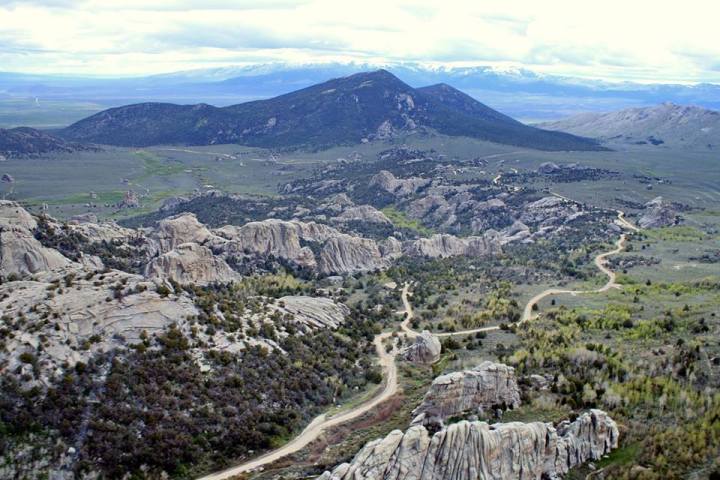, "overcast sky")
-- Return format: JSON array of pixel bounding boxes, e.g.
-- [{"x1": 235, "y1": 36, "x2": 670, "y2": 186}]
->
[{"x1": 1, "y1": 0, "x2": 719, "y2": 83}]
